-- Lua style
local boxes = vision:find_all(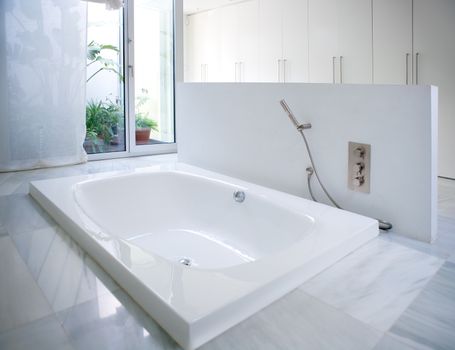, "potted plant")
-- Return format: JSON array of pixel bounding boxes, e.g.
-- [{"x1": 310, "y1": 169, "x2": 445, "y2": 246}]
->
[
  {"x1": 135, "y1": 115, "x2": 158, "y2": 144},
  {"x1": 85, "y1": 100, "x2": 122, "y2": 152}
]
